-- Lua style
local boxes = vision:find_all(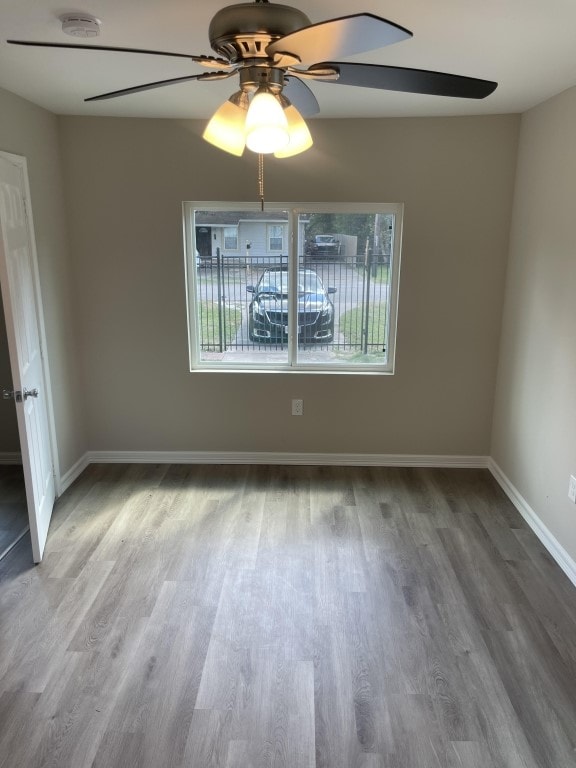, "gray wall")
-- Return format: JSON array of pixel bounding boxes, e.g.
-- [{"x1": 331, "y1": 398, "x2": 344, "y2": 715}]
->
[
  {"x1": 0, "y1": 87, "x2": 87, "y2": 475},
  {"x1": 492, "y1": 86, "x2": 576, "y2": 565},
  {"x1": 59, "y1": 114, "x2": 519, "y2": 455}
]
